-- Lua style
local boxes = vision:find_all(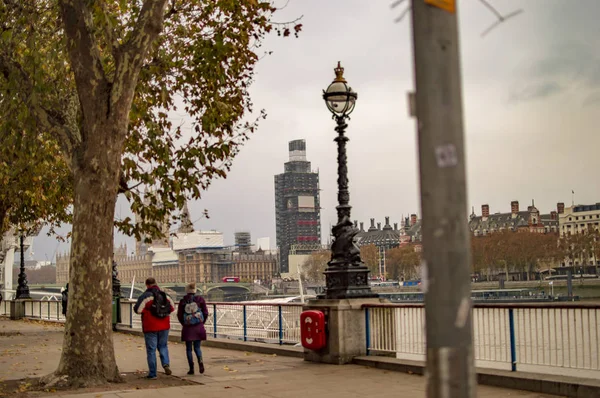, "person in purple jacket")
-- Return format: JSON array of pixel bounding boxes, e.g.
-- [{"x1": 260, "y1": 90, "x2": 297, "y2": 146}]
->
[{"x1": 177, "y1": 282, "x2": 209, "y2": 375}]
